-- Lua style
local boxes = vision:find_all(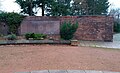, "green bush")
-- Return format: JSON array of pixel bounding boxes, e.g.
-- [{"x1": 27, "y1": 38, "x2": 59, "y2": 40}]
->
[
  {"x1": 6, "y1": 34, "x2": 17, "y2": 40},
  {"x1": 25, "y1": 33, "x2": 32, "y2": 40},
  {"x1": 60, "y1": 22, "x2": 78, "y2": 40},
  {"x1": 0, "y1": 12, "x2": 25, "y2": 34},
  {"x1": 25, "y1": 33, "x2": 47, "y2": 40},
  {"x1": 114, "y1": 21, "x2": 120, "y2": 33},
  {"x1": 34, "y1": 34, "x2": 47, "y2": 40}
]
